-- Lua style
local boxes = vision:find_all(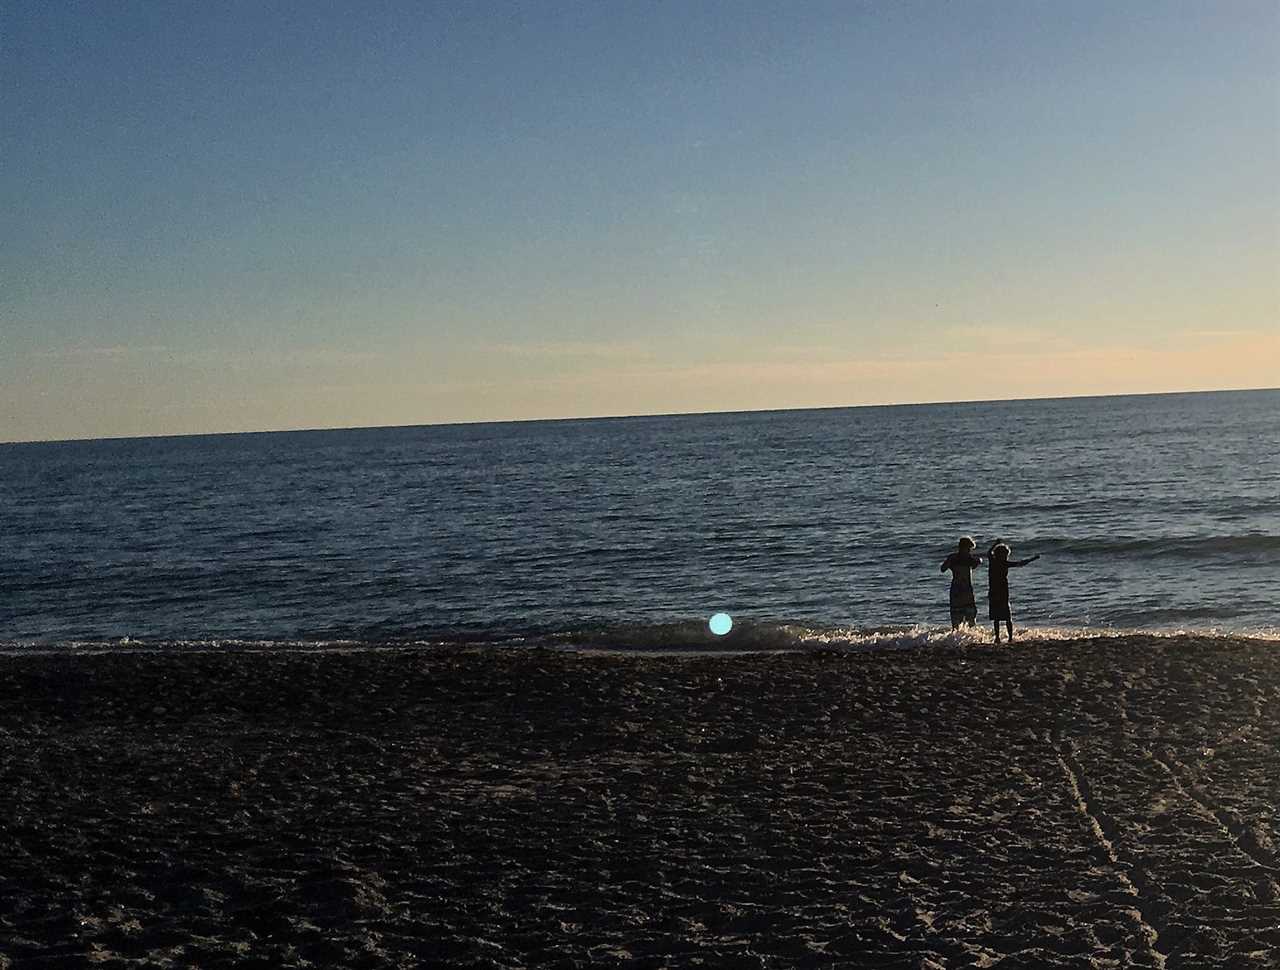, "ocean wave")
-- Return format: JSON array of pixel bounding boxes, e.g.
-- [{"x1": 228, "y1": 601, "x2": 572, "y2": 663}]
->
[
  {"x1": 544, "y1": 621, "x2": 1280, "y2": 653},
  {"x1": 1028, "y1": 534, "x2": 1280, "y2": 559},
  {"x1": 3, "y1": 622, "x2": 1277, "y2": 655}
]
